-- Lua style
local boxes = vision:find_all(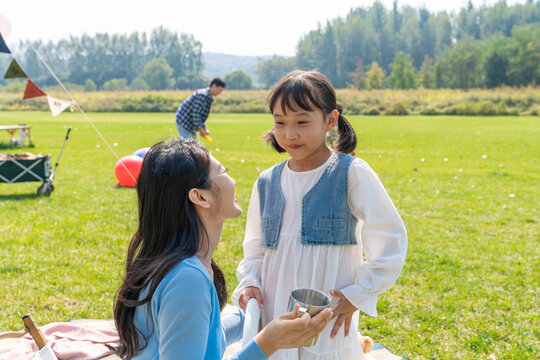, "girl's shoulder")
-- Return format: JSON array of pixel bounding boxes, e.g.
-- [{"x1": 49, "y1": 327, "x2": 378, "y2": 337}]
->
[
  {"x1": 348, "y1": 156, "x2": 380, "y2": 179},
  {"x1": 256, "y1": 160, "x2": 288, "y2": 182},
  {"x1": 350, "y1": 156, "x2": 373, "y2": 170}
]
